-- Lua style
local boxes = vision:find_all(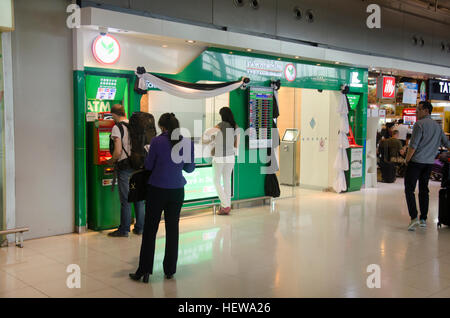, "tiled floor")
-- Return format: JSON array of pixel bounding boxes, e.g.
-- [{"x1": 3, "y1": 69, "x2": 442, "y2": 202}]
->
[{"x1": 1, "y1": 178, "x2": 450, "y2": 298}]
